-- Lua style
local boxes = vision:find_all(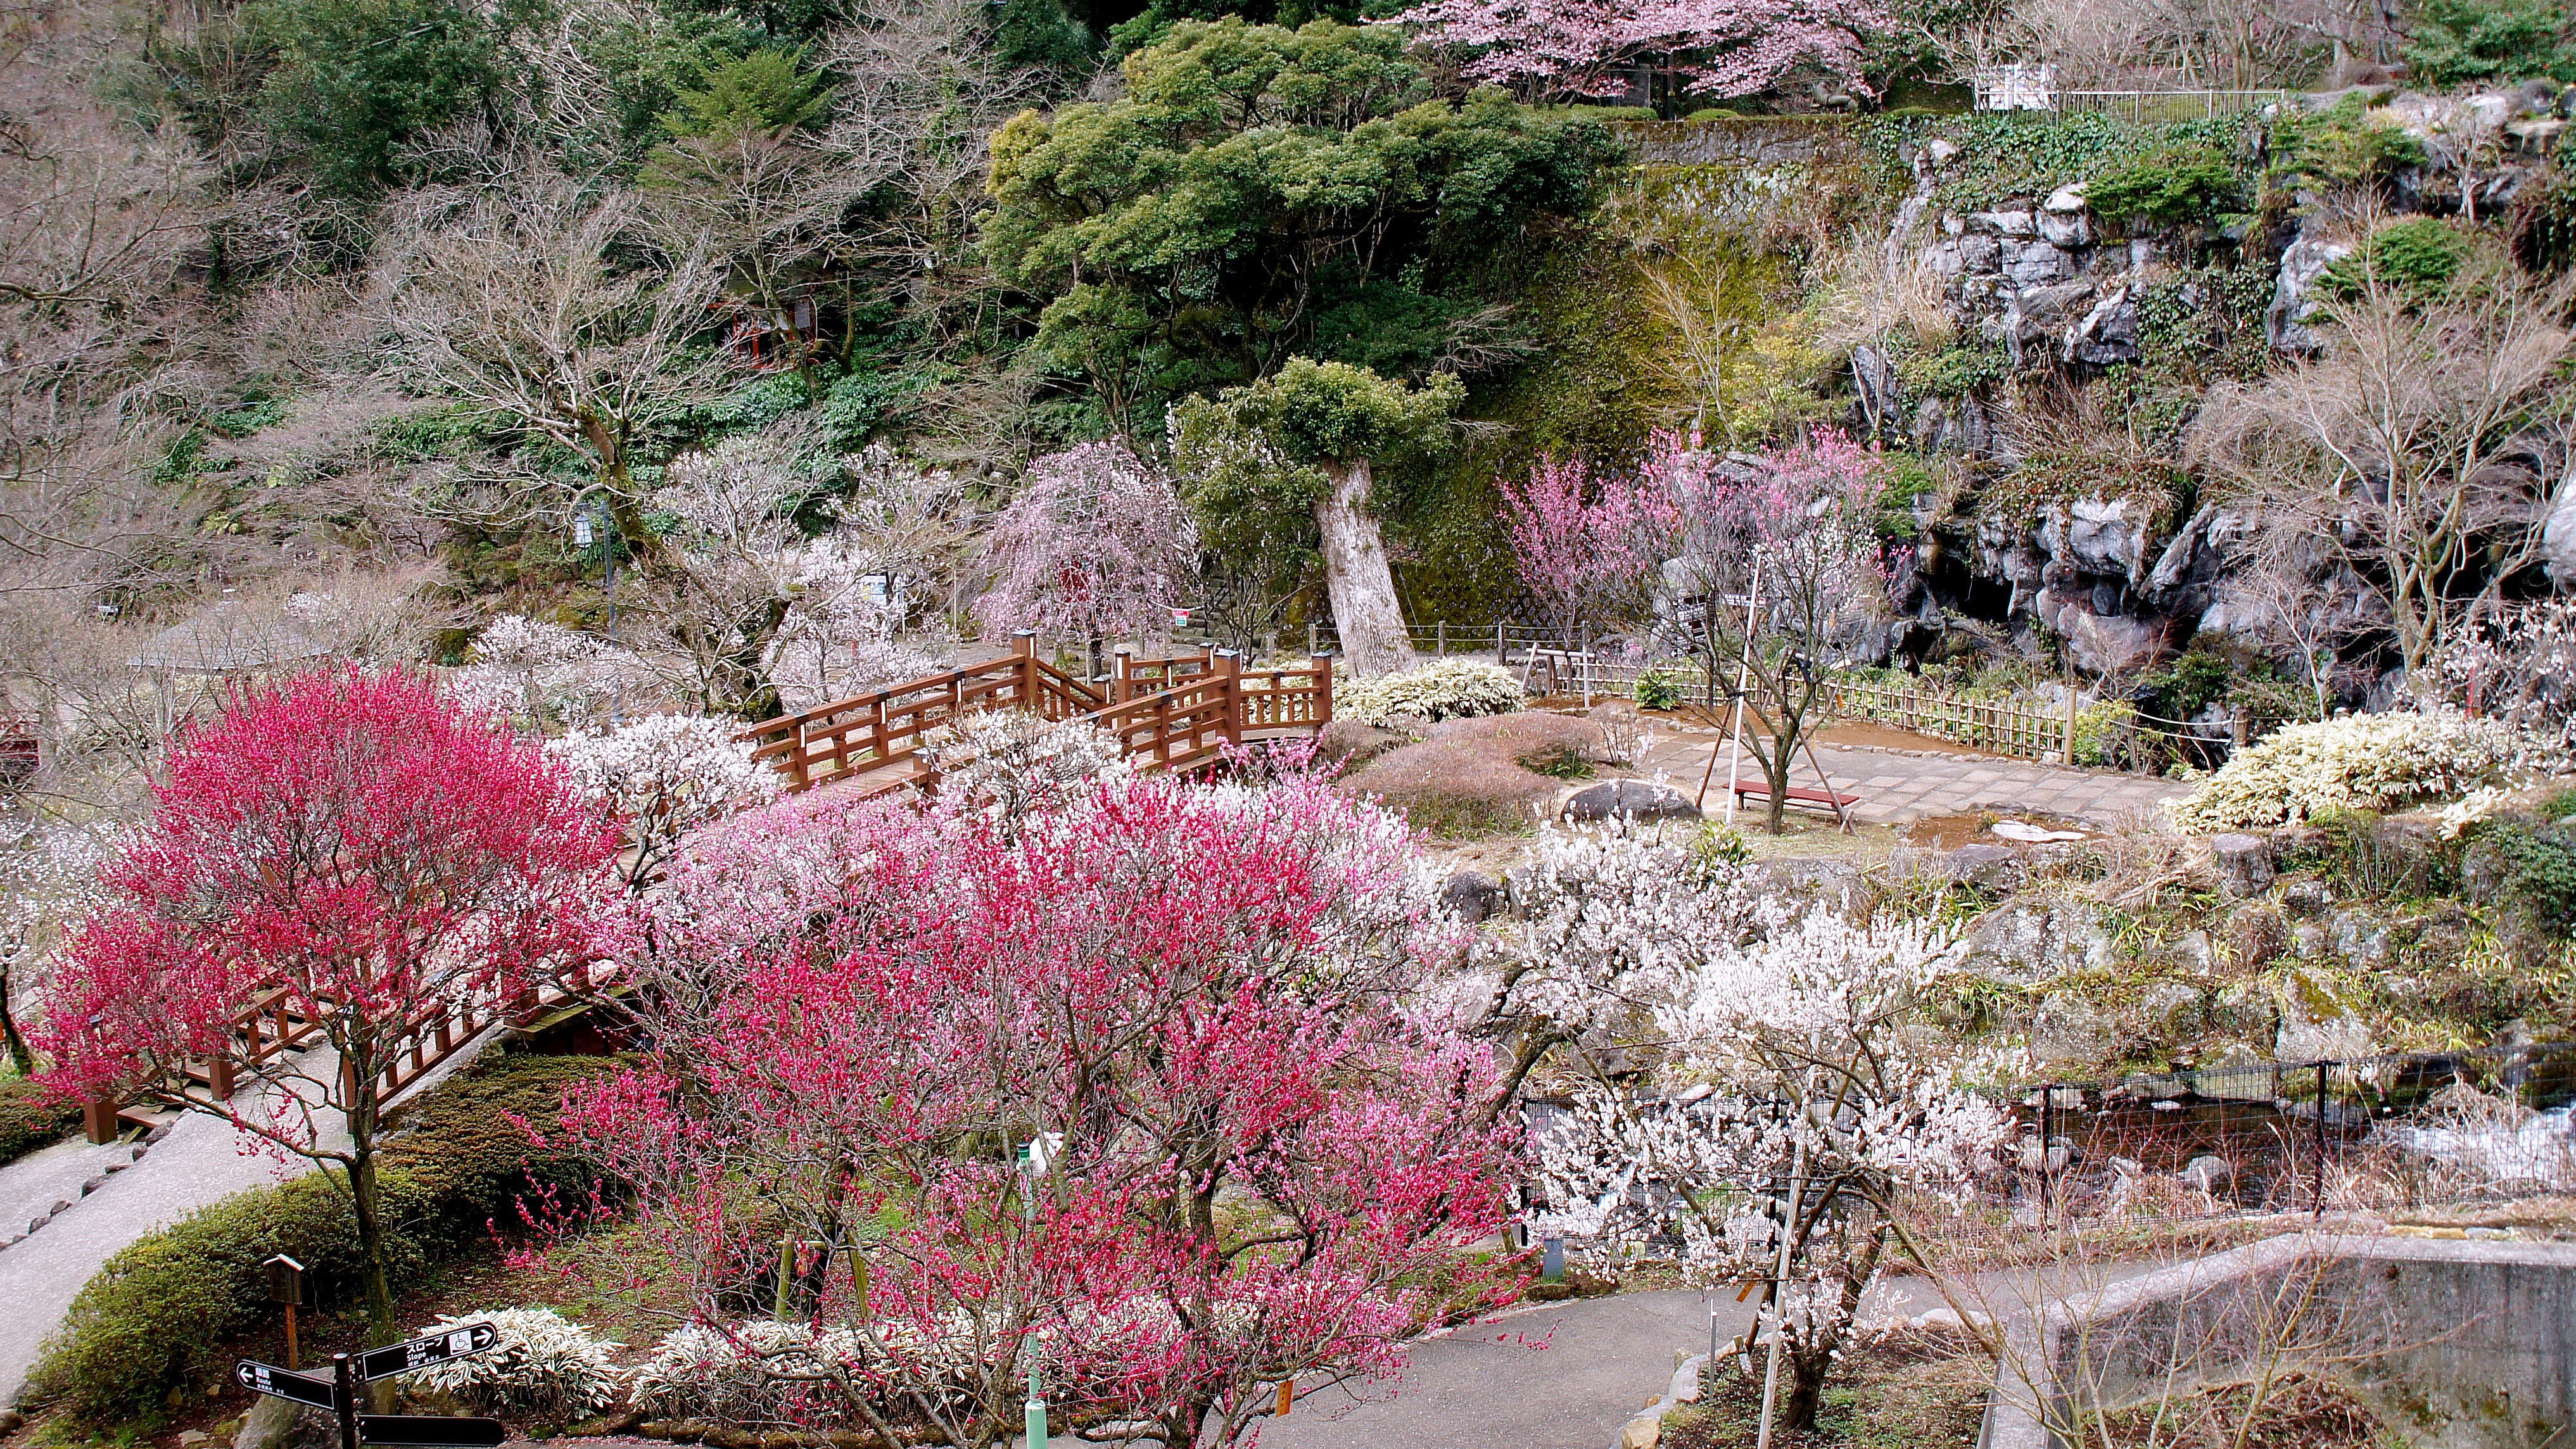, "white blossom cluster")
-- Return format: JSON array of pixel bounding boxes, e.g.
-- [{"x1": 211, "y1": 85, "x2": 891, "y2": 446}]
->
[
  {"x1": 631, "y1": 1316, "x2": 989, "y2": 1427},
  {"x1": 2167, "y1": 706, "x2": 2573, "y2": 832},
  {"x1": 546, "y1": 714, "x2": 784, "y2": 887},
  {"x1": 2430, "y1": 598, "x2": 2576, "y2": 749},
  {"x1": 402, "y1": 1309, "x2": 622, "y2": 1422},
  {"x1": 0, "y1": 822, "x2": 118, "y2": 1018},
  {"x1": 925, "y1": 711, "x2": 1130, "y2": 828},
  {"x1": 452, "y1": 615, "x2": 657, "y2": 730},
  {"x1": 1490, "y1": 823, "x2": 2009, "y2": 1369},
  {"x1": 1334, "y1": 659, "x2": 1525, "y2": 726}
]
